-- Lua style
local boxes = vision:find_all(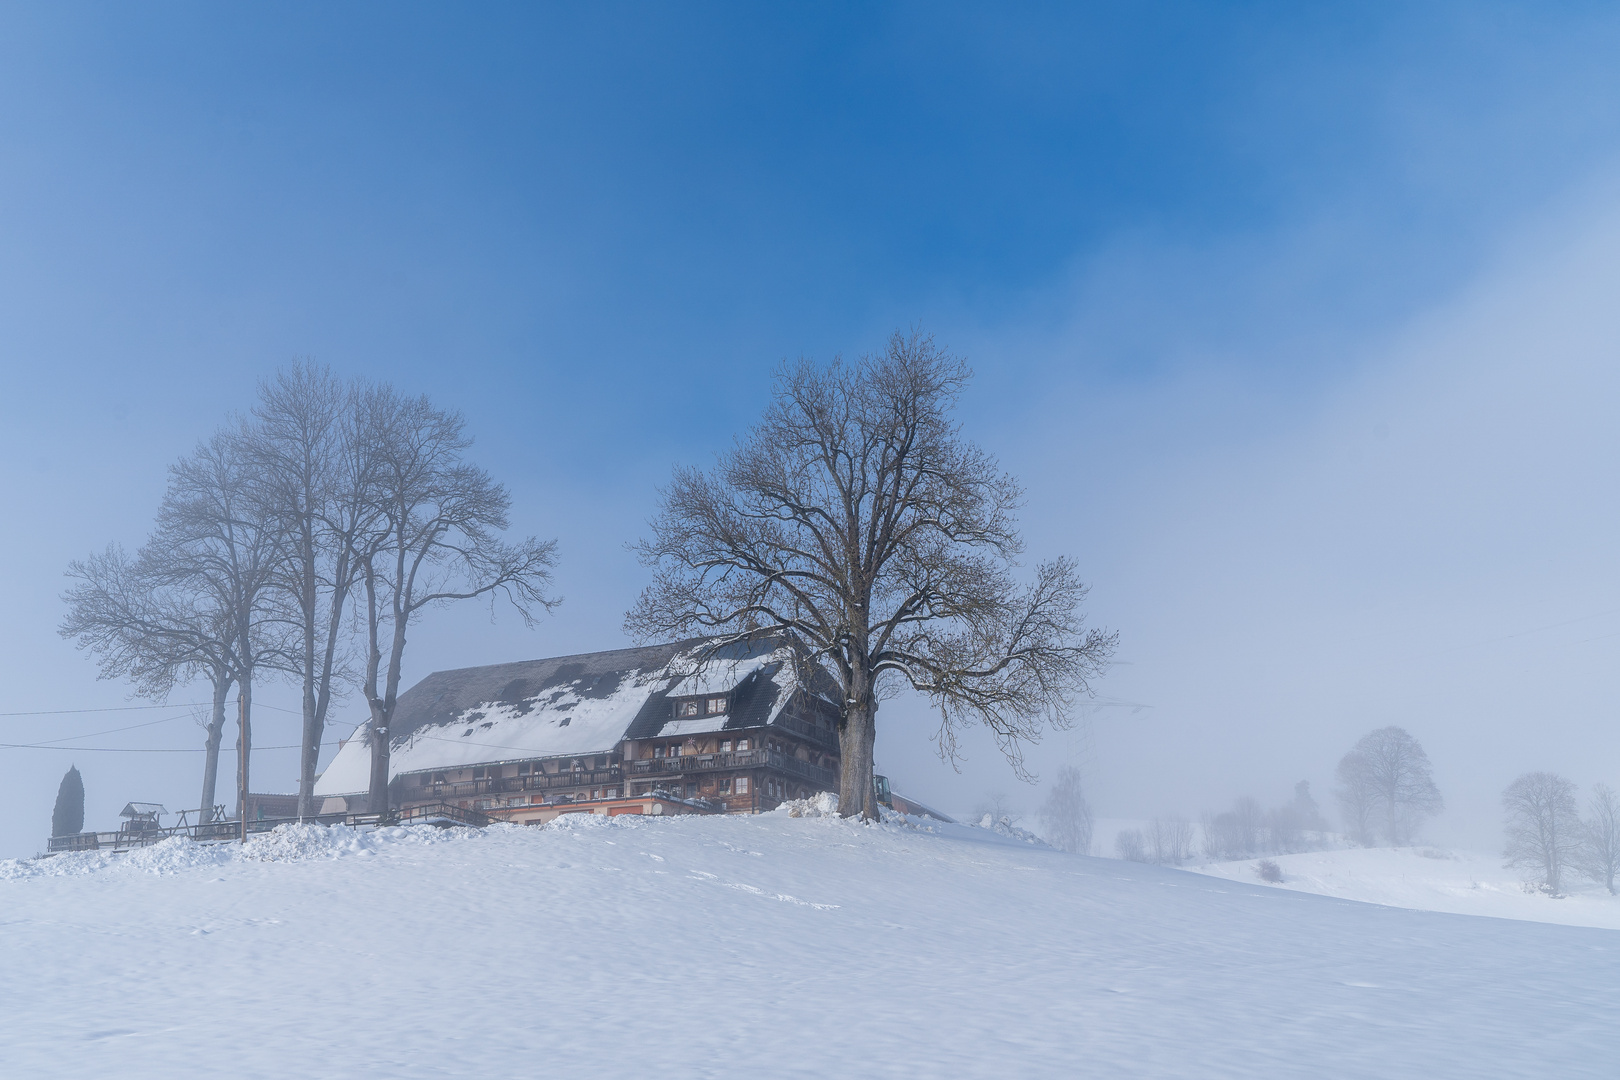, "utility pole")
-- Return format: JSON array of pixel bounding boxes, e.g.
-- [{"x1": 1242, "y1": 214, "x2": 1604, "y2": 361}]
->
[{"x1": 237, "y1": 692, "x2": 250, "y2": 844}]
